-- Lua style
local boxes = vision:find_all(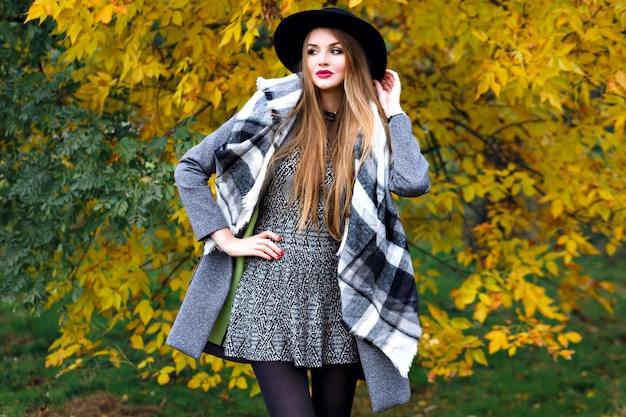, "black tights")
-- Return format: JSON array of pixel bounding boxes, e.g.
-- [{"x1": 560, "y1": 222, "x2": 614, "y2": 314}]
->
[{"x1": 251, "y1": 361, "x2": 360, "y2": 417}]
